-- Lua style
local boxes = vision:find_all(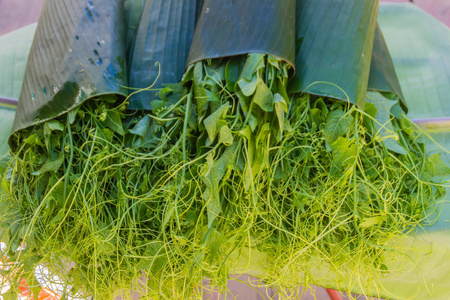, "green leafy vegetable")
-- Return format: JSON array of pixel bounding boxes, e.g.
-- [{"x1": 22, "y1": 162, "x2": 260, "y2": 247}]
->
[{"x1": 1, "y1": 50, "x2": 447, "y2": 300}]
